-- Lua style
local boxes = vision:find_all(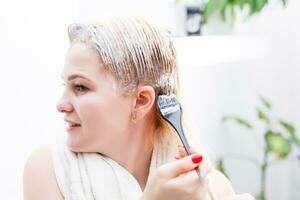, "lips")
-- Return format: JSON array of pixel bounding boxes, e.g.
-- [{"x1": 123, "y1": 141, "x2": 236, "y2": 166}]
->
[
  {"x1": 64, "y1": 118, "x2": 81, "y2": 128},
  {"x1": 69, "y1": 123, "x2": 81, "y2": 127}
]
